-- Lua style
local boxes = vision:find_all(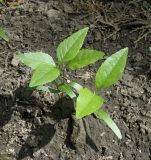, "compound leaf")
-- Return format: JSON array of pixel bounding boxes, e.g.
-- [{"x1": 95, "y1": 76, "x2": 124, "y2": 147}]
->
[
  {"x1": 16, "y1": 52, "x2": 55, "y2": 69},
  {"x1": 57, "y1": 27, "x2": 89, "y2": 63},
  {"x1": 29, "y1": 64, "x2": 60, "y2": 87},
  {"x1": 68, "y1": 49, "x2": 104, "y2": 70},
  {"x1": 95, "y1": 109, "x2": 122, "y2": 139},
  {"x1": 76, "y1": 88, "x2": 104, "y2": 119},
  {"x1": 95, "y1": 47, "x2": 128, "y2": 89}
]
